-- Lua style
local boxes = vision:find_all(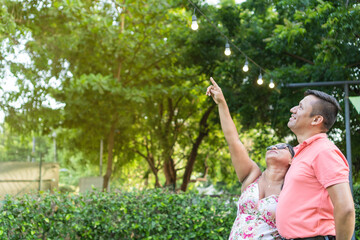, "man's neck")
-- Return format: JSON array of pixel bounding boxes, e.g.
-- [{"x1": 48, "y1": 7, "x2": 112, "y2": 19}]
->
[{"x1": 296, "y1": 131, "x2": 324, "y2": 144}]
